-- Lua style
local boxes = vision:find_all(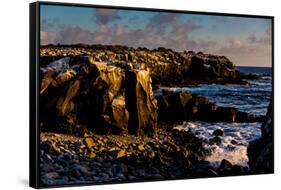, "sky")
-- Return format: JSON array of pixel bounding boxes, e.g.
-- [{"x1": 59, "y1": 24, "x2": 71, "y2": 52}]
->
[{"x1": 40, "y1": 5, "x2": 272, "y2": 67}]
